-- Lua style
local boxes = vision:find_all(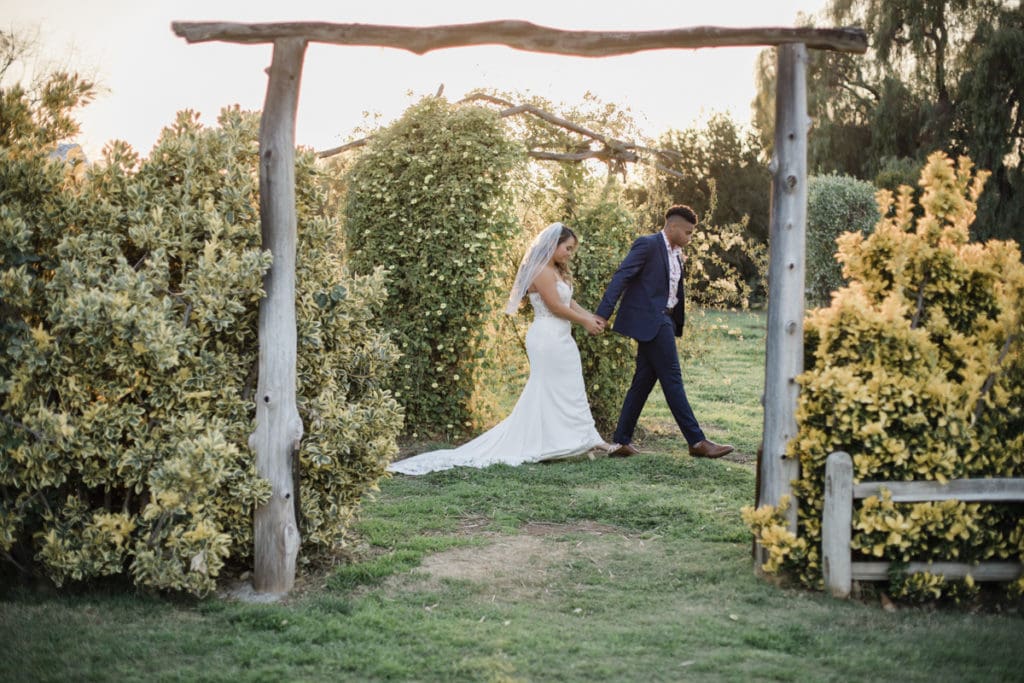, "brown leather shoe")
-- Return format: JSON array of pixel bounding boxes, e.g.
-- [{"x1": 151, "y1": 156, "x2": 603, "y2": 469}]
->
[
  {"x1": 608, "y1": 443, "x2": 641, "y2": 458},
  {"x1": 688, "y1": 439, "x2": 734, "y2": 459}
]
